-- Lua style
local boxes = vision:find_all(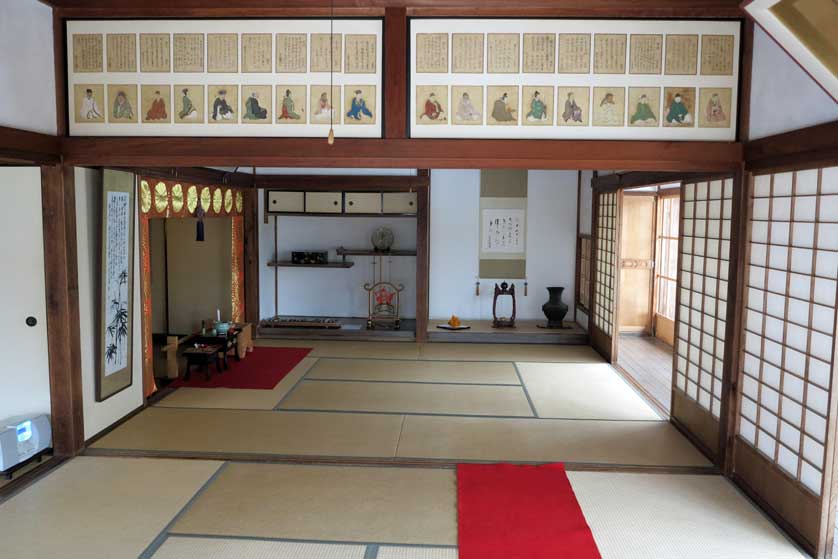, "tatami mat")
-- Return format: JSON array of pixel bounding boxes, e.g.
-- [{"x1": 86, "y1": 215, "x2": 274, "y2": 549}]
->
[
  {"x1": 0, "y1": 456, "x2": 221, "y2": 559},
  {"x1": 307, "y1": 358, "x2": 520, "y2": 385},
  {"x1": 517, "y1": 362, "x2": 660, "y2": 421},
  {"x1": 418, "y1": 343, "x2": 604, "y2": 363},
  {"x1": 152, "y1": 537, "x2": 368, "y2": 559},
  {"x1": 278, "y1": 380, "x2": 534, "y2": 417},
  {"x1": 255, "y1": 339, "x2": 422, "y2": 360},
  {"x1": 396, "y1": 415, "x2": 711, "y2": 466},
  {"x1": 569, "y1": 472, "x2": 808, "y2": 559},
  {"x1": 172, "y1": 463, "x2": 457, "y2": 546},
  {"x1": 91, "y1": 407, "x2": 403, "y2": 458},
  {"x1": 155, "y1": 357, "x2": 317, "y2": 410},
  {"x1": 377, "y1": 547, "x2": 458, "y2": 559}
]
